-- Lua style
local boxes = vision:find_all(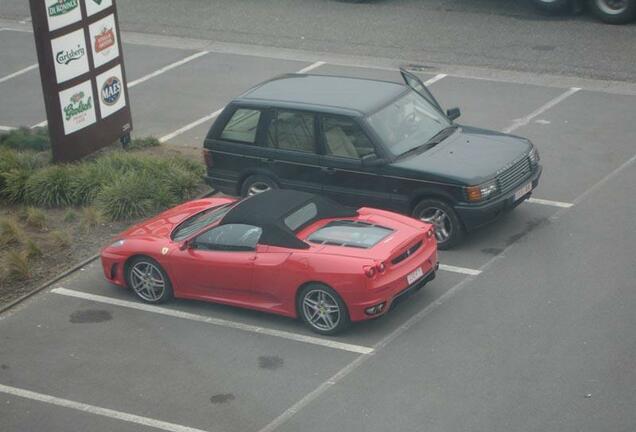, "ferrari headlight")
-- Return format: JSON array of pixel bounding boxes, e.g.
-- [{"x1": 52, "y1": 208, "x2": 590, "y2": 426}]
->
[
  {"x1": 109, "y1": 239, "x2": 125, "y2": 248},
  {"x1": 466, "y1": 180, "x2": 499, "y2": 202}
]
